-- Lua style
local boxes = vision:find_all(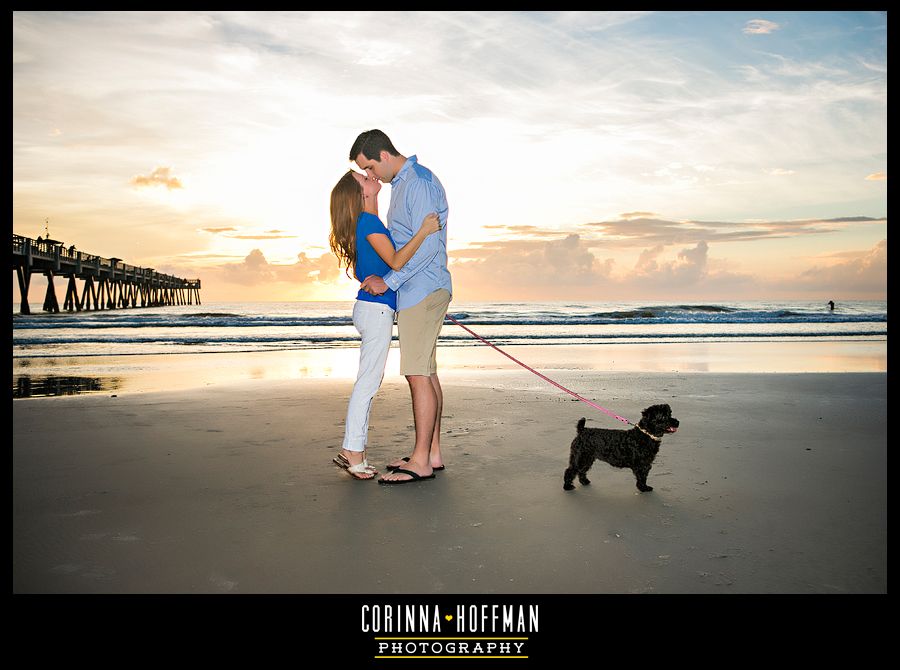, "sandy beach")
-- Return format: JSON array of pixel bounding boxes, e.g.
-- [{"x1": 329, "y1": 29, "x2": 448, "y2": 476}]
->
[{"x1": 13, "y1": 353, "x2": 886, "y2": 594}]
